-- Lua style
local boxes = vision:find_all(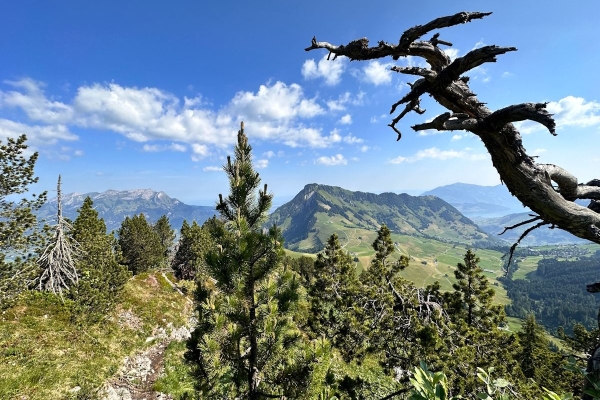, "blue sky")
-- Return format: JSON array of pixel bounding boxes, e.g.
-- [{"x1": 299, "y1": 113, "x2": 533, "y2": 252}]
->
[{"x1": 1, "y1": 1, "x2": 599, "y2": 205}]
